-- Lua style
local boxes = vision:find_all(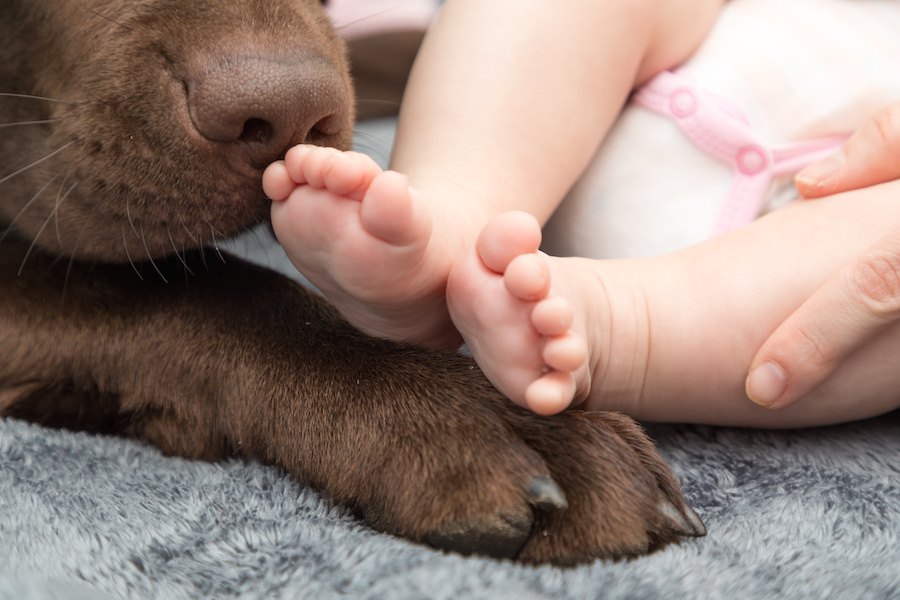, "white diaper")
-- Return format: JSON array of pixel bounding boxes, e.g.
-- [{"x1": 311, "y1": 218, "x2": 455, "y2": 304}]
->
[{"x1": 542, "y1": 0, "x2": 900, "y2": 259}]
